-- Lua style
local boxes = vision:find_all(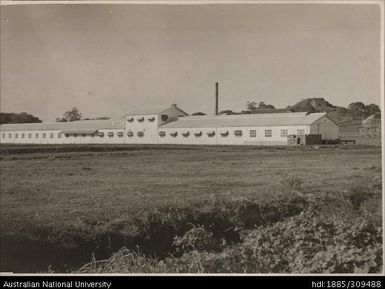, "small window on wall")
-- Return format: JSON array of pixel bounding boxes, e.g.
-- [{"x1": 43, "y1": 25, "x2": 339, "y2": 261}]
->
[
  {"x1": 9, "y1": 133, "x2": 12, "y2": 138},
  {"x1": 58, "y1": 133, "x2": 61, "y2": 138},
  {"x1": 148, "y1": 117, "x2": 155, "y2": 122},
  {"x1": 42, "y1": 133, "x2": 46, "y2": 138},
  {"x1": 2, "y1": 133, "x2": 5, "y2": 138},
  {"x1": 265, "y1": 129, "x2": 272, "y2": 137},
  {"x1": 28, "y1": 133, "x2": 32, "y2": 138},
  {"x1": 118, "y1": 132, "x2": 124, "y2": 137},
  {"x1": 82, "y1": 133, "x2": 86, "y2": 137},
  {"x1": 127, "y1": 131, "x2": 134, "y2": 137},
  {"x1": 137, "y1": 117, "x2": 144, "y2": 122},
  {"x1": 108, "y1": 132, "x2": 114, "y2": 137},
  {"x1": 206, "y1": 131, "x2": 215, "y2": 137},
  {"x1": 91, "y1": 134, "x2": 95, "y2": 138},
  {"x1": 159, "y1": 131, "x2": 166, "y2": 137},
  {"x1": 127, "y1": 117, "x2": 134, "y2": 123},
  {"x1": 50, "y1": 133, "x2": 54, "y2": 138},
  {"x1": 65, "y1": 134, "x2": 70, "y2": 138},
  {"x1": 15, "y1": 133, "x2": 18, "y2": 138},
  {"x1": 35, "y1": 133, "x2": 39, "y2": 138},
  {"x1": 281, "y1": 129, "x2": 288, "y2": 137},
  {"x1": 21, "y1": 133, "x2": 25, "y2": 138},
  {"x1": 249, "y1": 130, "x2": 256, "y2": 137},
  {"x1": 297, "y1": 129, "x2": 305, "y2": 135},
  {"x1": 234, "y1": 130, "x2": 242, "y2": 137},
  {"x1": 137, "y1": 131, "x2": 144, "y2": 137},
  {"x1": 161, "y1": 115, "x2": 168, "y2": 121}
]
